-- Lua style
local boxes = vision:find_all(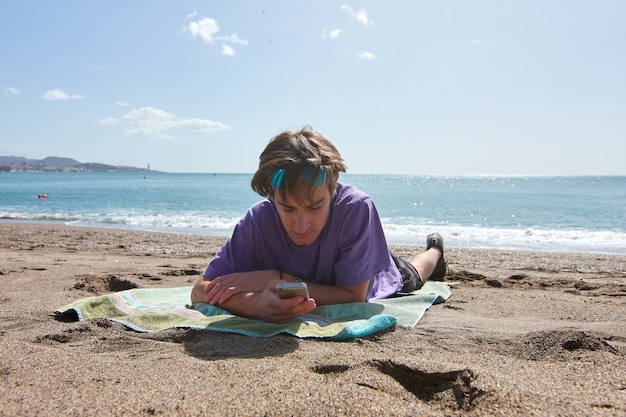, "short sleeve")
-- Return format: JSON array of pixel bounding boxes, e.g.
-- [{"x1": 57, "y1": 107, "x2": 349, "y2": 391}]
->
[{"x1": 328, "y1": 192, "x2": 393, "y2": 287}]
